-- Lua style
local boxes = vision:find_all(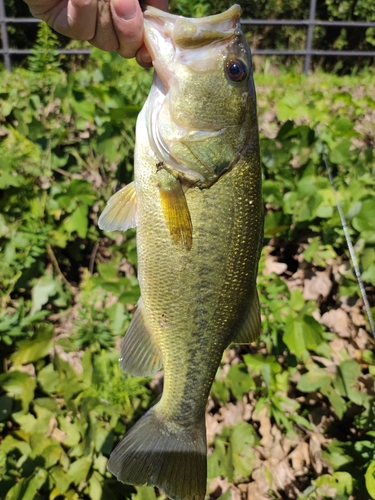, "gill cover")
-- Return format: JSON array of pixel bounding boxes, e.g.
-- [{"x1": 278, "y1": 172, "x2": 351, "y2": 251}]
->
[{"x1": 143, "y1": 4, "x2": 255, "y2": 188}]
